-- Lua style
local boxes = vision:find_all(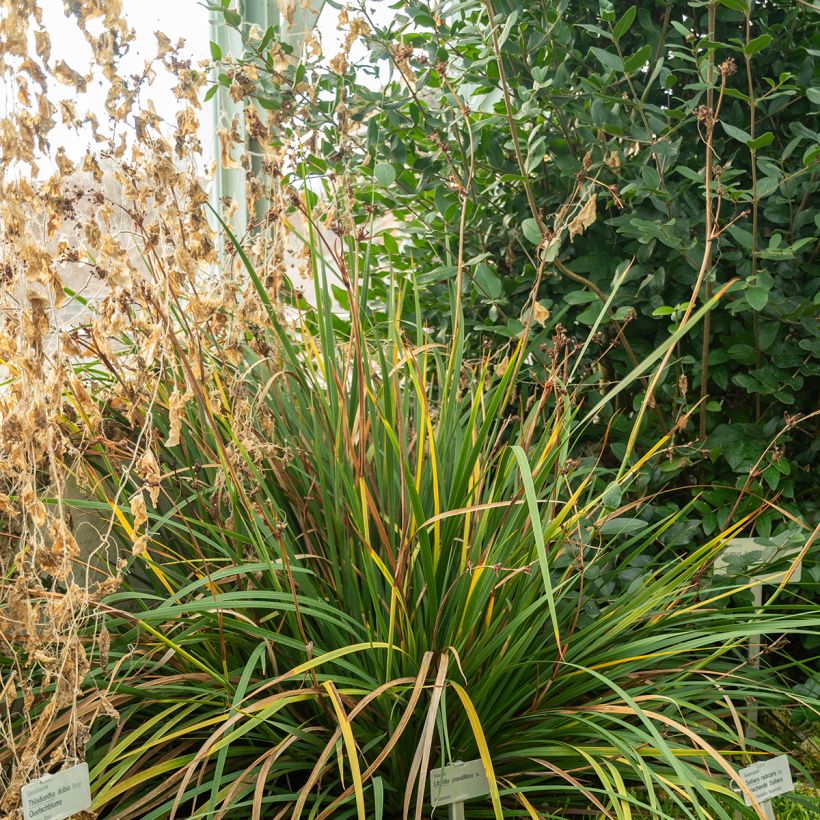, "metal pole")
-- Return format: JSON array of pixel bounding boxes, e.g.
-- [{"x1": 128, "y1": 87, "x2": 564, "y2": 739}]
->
[
  {"x1": 209, "y1": 1, "x2": 325, "y2": 249},
  {"x1": 735, "y1": 583, "x2": 765, "y2": 820},
  {"x1": 747, "y1": 583, "x2": 762, "y2": 741},
  {"x1": 209, "y1": 4, "x2": 252, "y2": 248},
  {"x1": 448, "y1": 801, "x2": 466, "y2": 820}
]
